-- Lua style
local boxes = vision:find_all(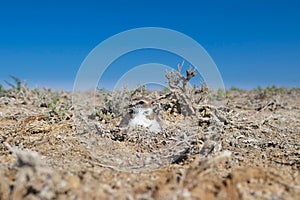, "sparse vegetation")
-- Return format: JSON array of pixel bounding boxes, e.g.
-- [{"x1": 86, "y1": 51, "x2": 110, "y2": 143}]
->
[
  {"x1": 46, "y1": 92, "x2": 72, "y2": 121},
  {"x1": 0, "y1": 83, "x2": 6, "y2": 97},
  {"x1": 230, "y1": 86, "x2": 244, "y2": 91},
  {"x1": 0, "y1": 74, "x2": 299, "y2": 200},
  {"x1": 4, "y1": 75, "x2": 23, "y2": 91},
  {"x1": 94, "y1": 86, "x2": 130, "y2": 122}
]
